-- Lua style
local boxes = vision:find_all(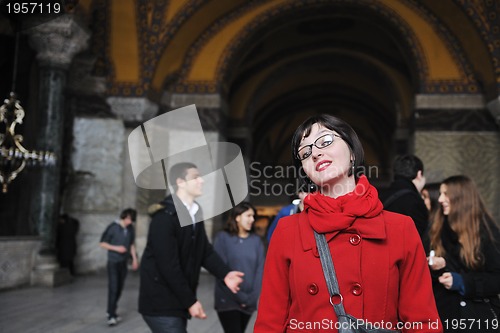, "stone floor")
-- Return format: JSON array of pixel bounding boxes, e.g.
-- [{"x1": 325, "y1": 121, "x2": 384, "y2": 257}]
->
[{"x1": 0, "y1": 271, "x2": 256, "y2": 333}]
